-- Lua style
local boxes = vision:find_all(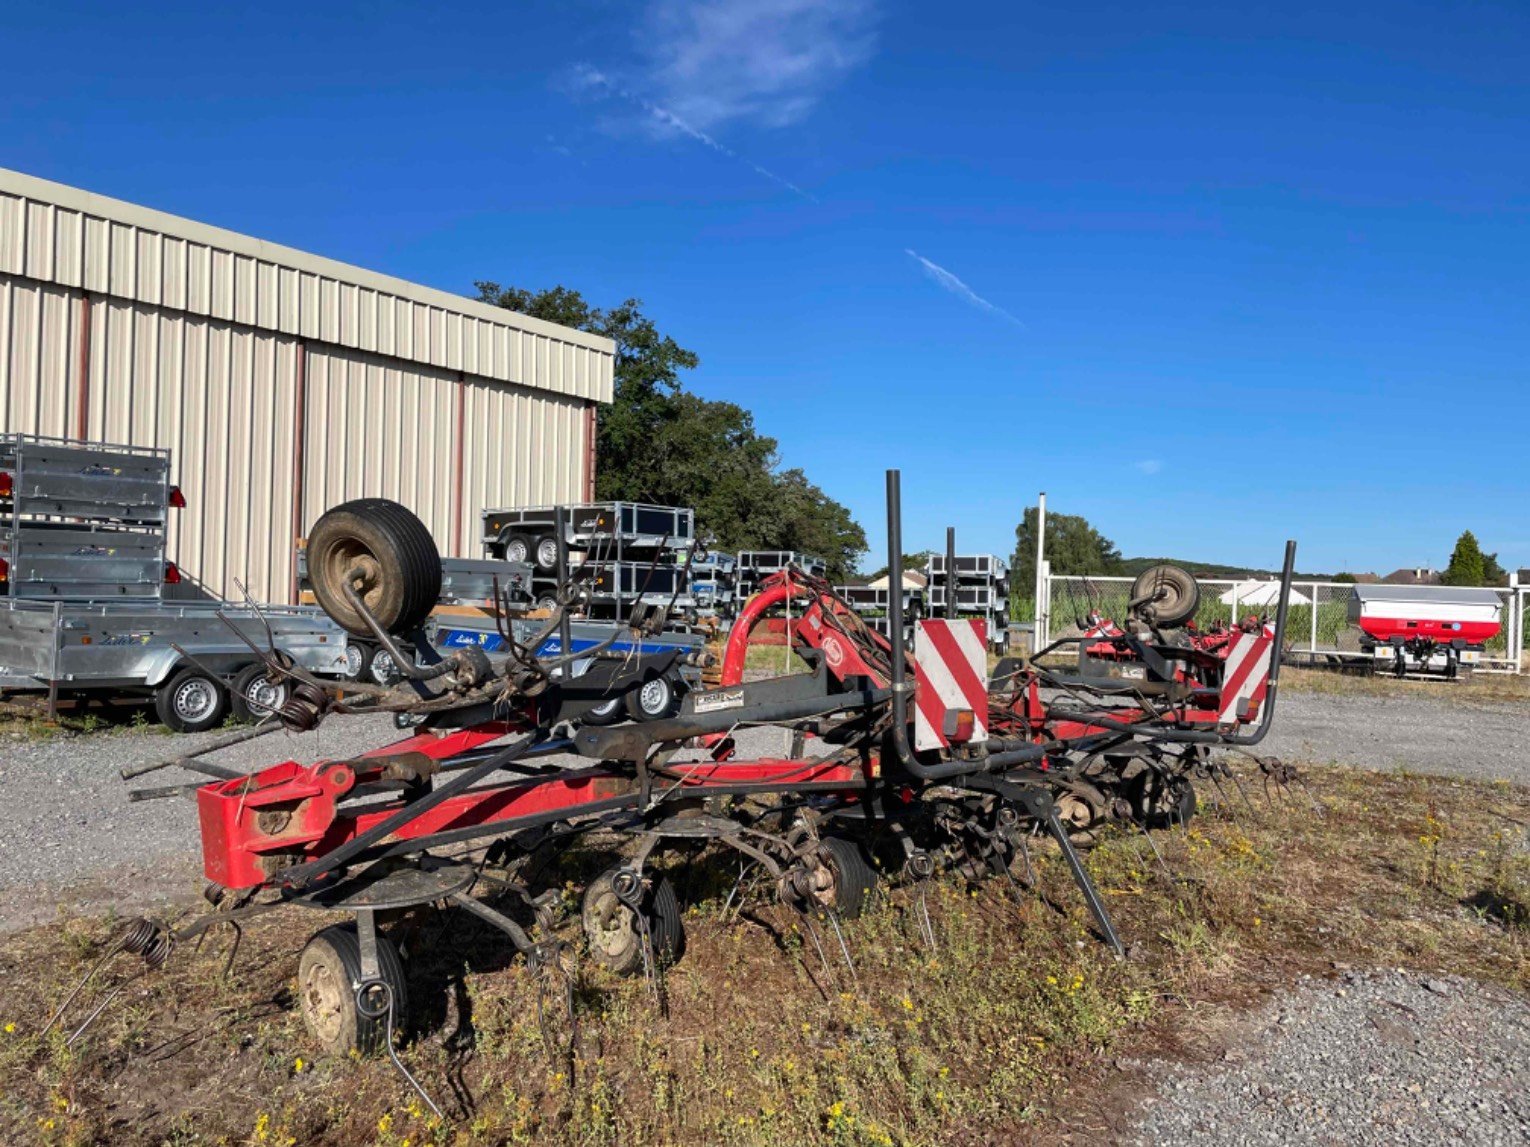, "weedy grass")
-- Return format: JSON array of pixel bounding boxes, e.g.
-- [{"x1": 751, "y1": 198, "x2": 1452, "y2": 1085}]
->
[
  {"x1": 0, "y1": 765, "x2": 1523, "y2": 1146},
  {"x1": 1279, "y1": 665, "x2": 1530, "y2": 705}
]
